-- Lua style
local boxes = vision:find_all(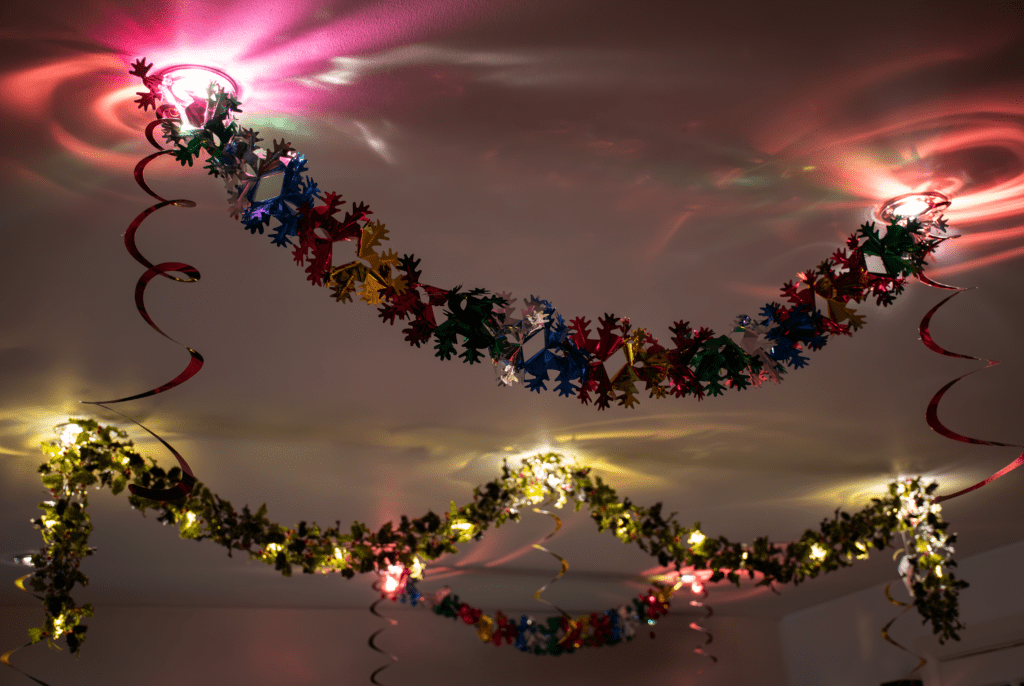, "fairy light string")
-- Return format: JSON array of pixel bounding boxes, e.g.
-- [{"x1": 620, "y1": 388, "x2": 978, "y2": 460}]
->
[{"x1": 17, "y1": 419, "x2": 967, "y2": 657}]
